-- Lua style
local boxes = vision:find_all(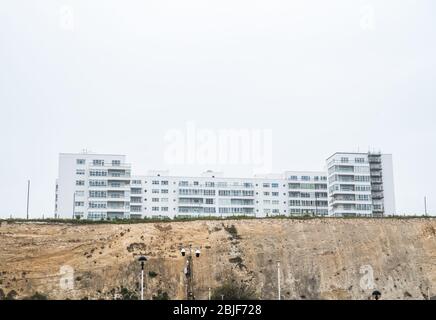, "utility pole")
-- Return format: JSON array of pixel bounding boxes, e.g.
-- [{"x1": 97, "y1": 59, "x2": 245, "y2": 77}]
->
[
  {"x1": 186, "y1": 249, "x2": 194, "y2": 300},
  {"x1": 138, "y1": 256, "x2": 147, "y2": 300},
  {"x1": 277, "y1": 260, "x2": 281, "y2": 300},
  {"x1": 181, "y1": 245, "x2": 200, "y2": 300},
  {"x1": 26, "y1": 180, "x2": 30, "y2": 220},
  {"x1": 72, "y1": 192, "x2": 76, "y2": 219},
  {"x1": 424, "y1": 196, "x2": 428, "y2": 216}
]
